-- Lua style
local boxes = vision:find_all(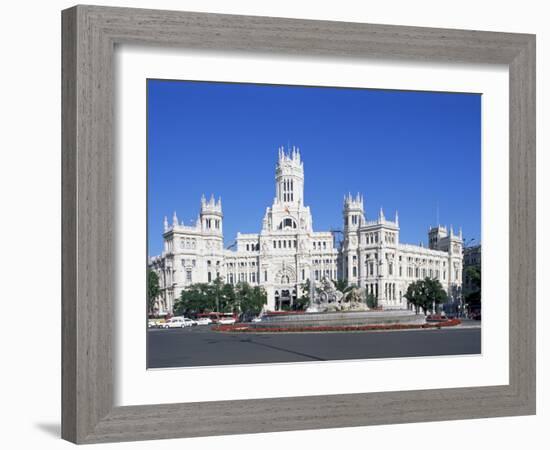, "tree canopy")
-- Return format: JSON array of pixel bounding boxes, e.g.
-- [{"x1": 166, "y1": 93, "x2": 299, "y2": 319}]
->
[
  {"x1": 464, "y1": 265, "x2": 481, "y2": 311},
  {"x1": 235, "y1": 282, "x2": 267, "y2": 319},
  {"x1": 366, "y1": 292, "x2": 378, "y2": 309},
  {"x1": 404, "y1": 277, "x2": 448, "y2": 315},
  {"x1": 147, "y1": 269, "x2": 160, "y2": 316},
  {"x1": 173, "y1": 279, "x2": 267, "y2": 319}
]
